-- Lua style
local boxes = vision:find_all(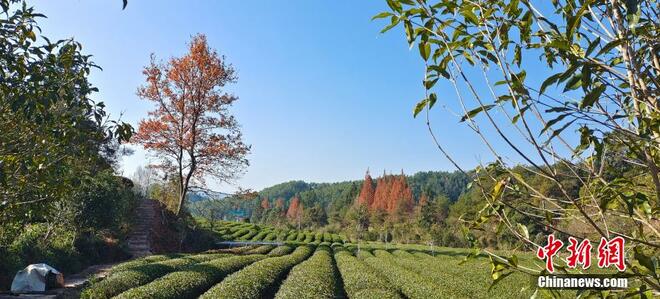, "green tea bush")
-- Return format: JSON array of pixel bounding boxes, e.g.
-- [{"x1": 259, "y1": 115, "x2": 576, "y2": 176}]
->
[
  {"x1": 303, "y1": 233, "x2": 314, "y2": 243},
  {"x1": 245, "y1": 245, "x2": 275, "y2": 255},
  {"x1": 114, "y1": 255, "x2": 264, "y2": 299},
  {"x1": 322, "y1": 233, "x2": 332, "y2": 243},
  {"x1": 200, "y1": 245, "x2": 314, "y2": 299},
  {"x1": 267, "y1": 245, "x2": 295, "y2": 257},
  {"x1": 295, "y1": 232, "x2": 306, "y2": 242},
  {"x1": 81, "y1": 253, "x2": 225, "y2": 298},
  {"x1": 274, "y1": 246, "x2": 338, "y2": 299},
  {"x1": 264, "y1": 232, "x2": 277, "y2": 241},
  {"x1": 108, "y1": 254, "x2": 176, "y2": 273},
  {"x1": 314, "y1": 232, "x2": 323, "y2": 243},
  {"x1": 252, "y1": 231, "x2": 269, "y2": 241},
  {"x1": 334, "y1": 249, "x2": 402, "y2": 299},
  {"x1": 360, "y1": 250, "x2": 441, "y2": 299},
  {"x1": 286, "y1": 232, "x2": 298, "y2": 241},
  {"x1": 238, "y1": 230, "x2": 258, "y2": 241}
]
